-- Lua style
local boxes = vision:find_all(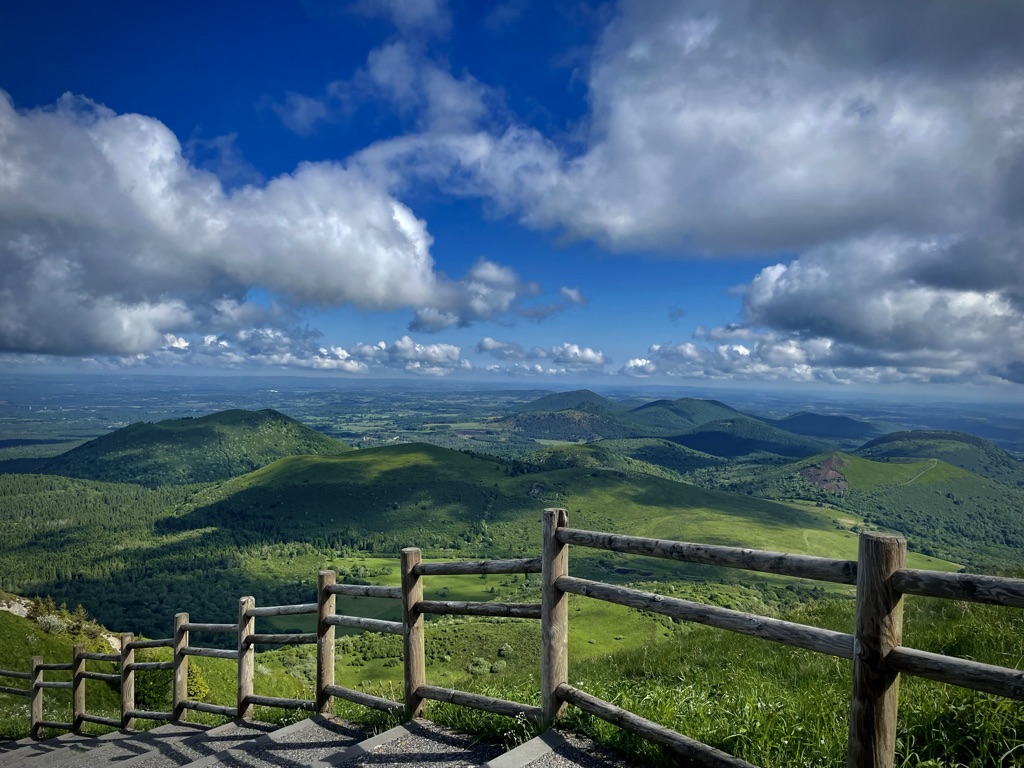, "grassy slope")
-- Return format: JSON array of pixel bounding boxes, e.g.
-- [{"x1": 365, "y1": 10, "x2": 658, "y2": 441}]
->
[
  {"x1": 0, "y1": 442, "x2": 954, "y2": 639},
  {"x1": 857, "y1": 430, "x2": 1024, "y2": 487},
  {"x1": 688, "y1": 451, "x2": 1024, "y2": 566},
  {"x1": 19, "y1": 409, "x2": 351, "y2": 487}
]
